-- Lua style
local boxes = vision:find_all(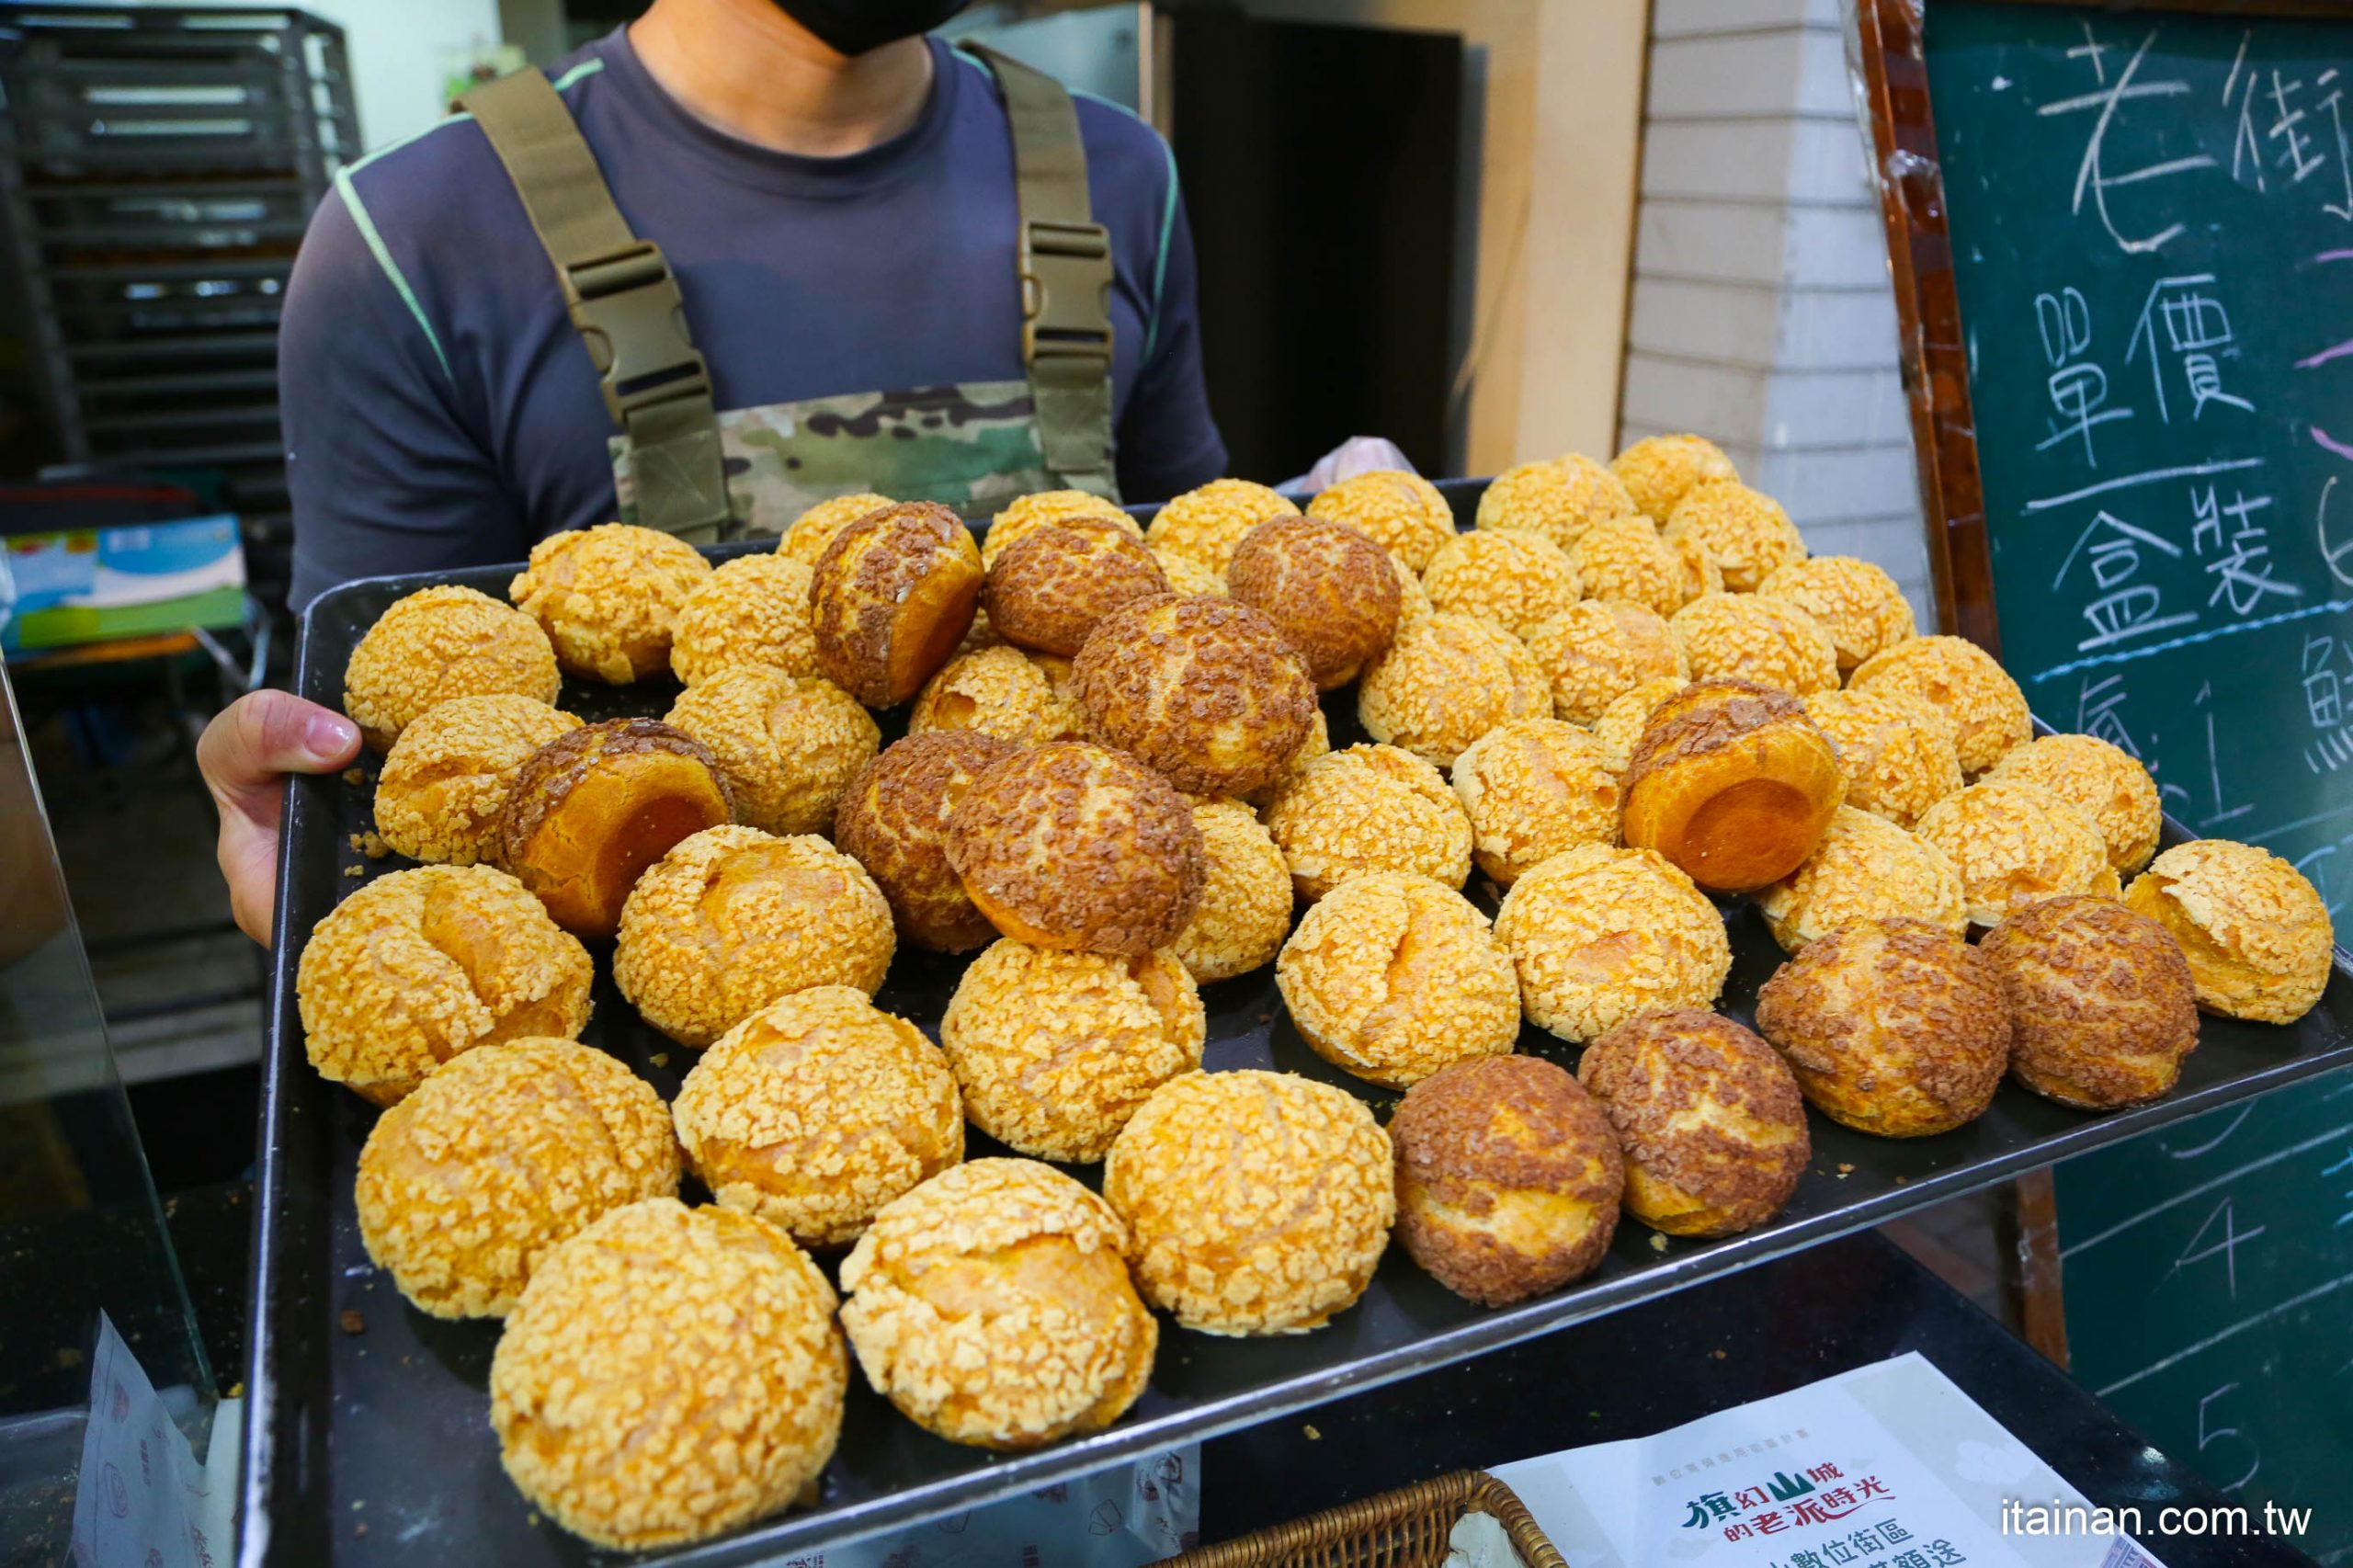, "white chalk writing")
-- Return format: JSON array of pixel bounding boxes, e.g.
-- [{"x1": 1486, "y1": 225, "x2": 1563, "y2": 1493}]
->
[
  {"x1": 2036, "y1": 286, "x2": 2131, "y2": 464},
  {"x1": 2128, "y1": 275, "x2": 2255, "y2": 422},
  {"x1": 2040, "y1": 26, "x2": 2217, "y2": 254}
]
